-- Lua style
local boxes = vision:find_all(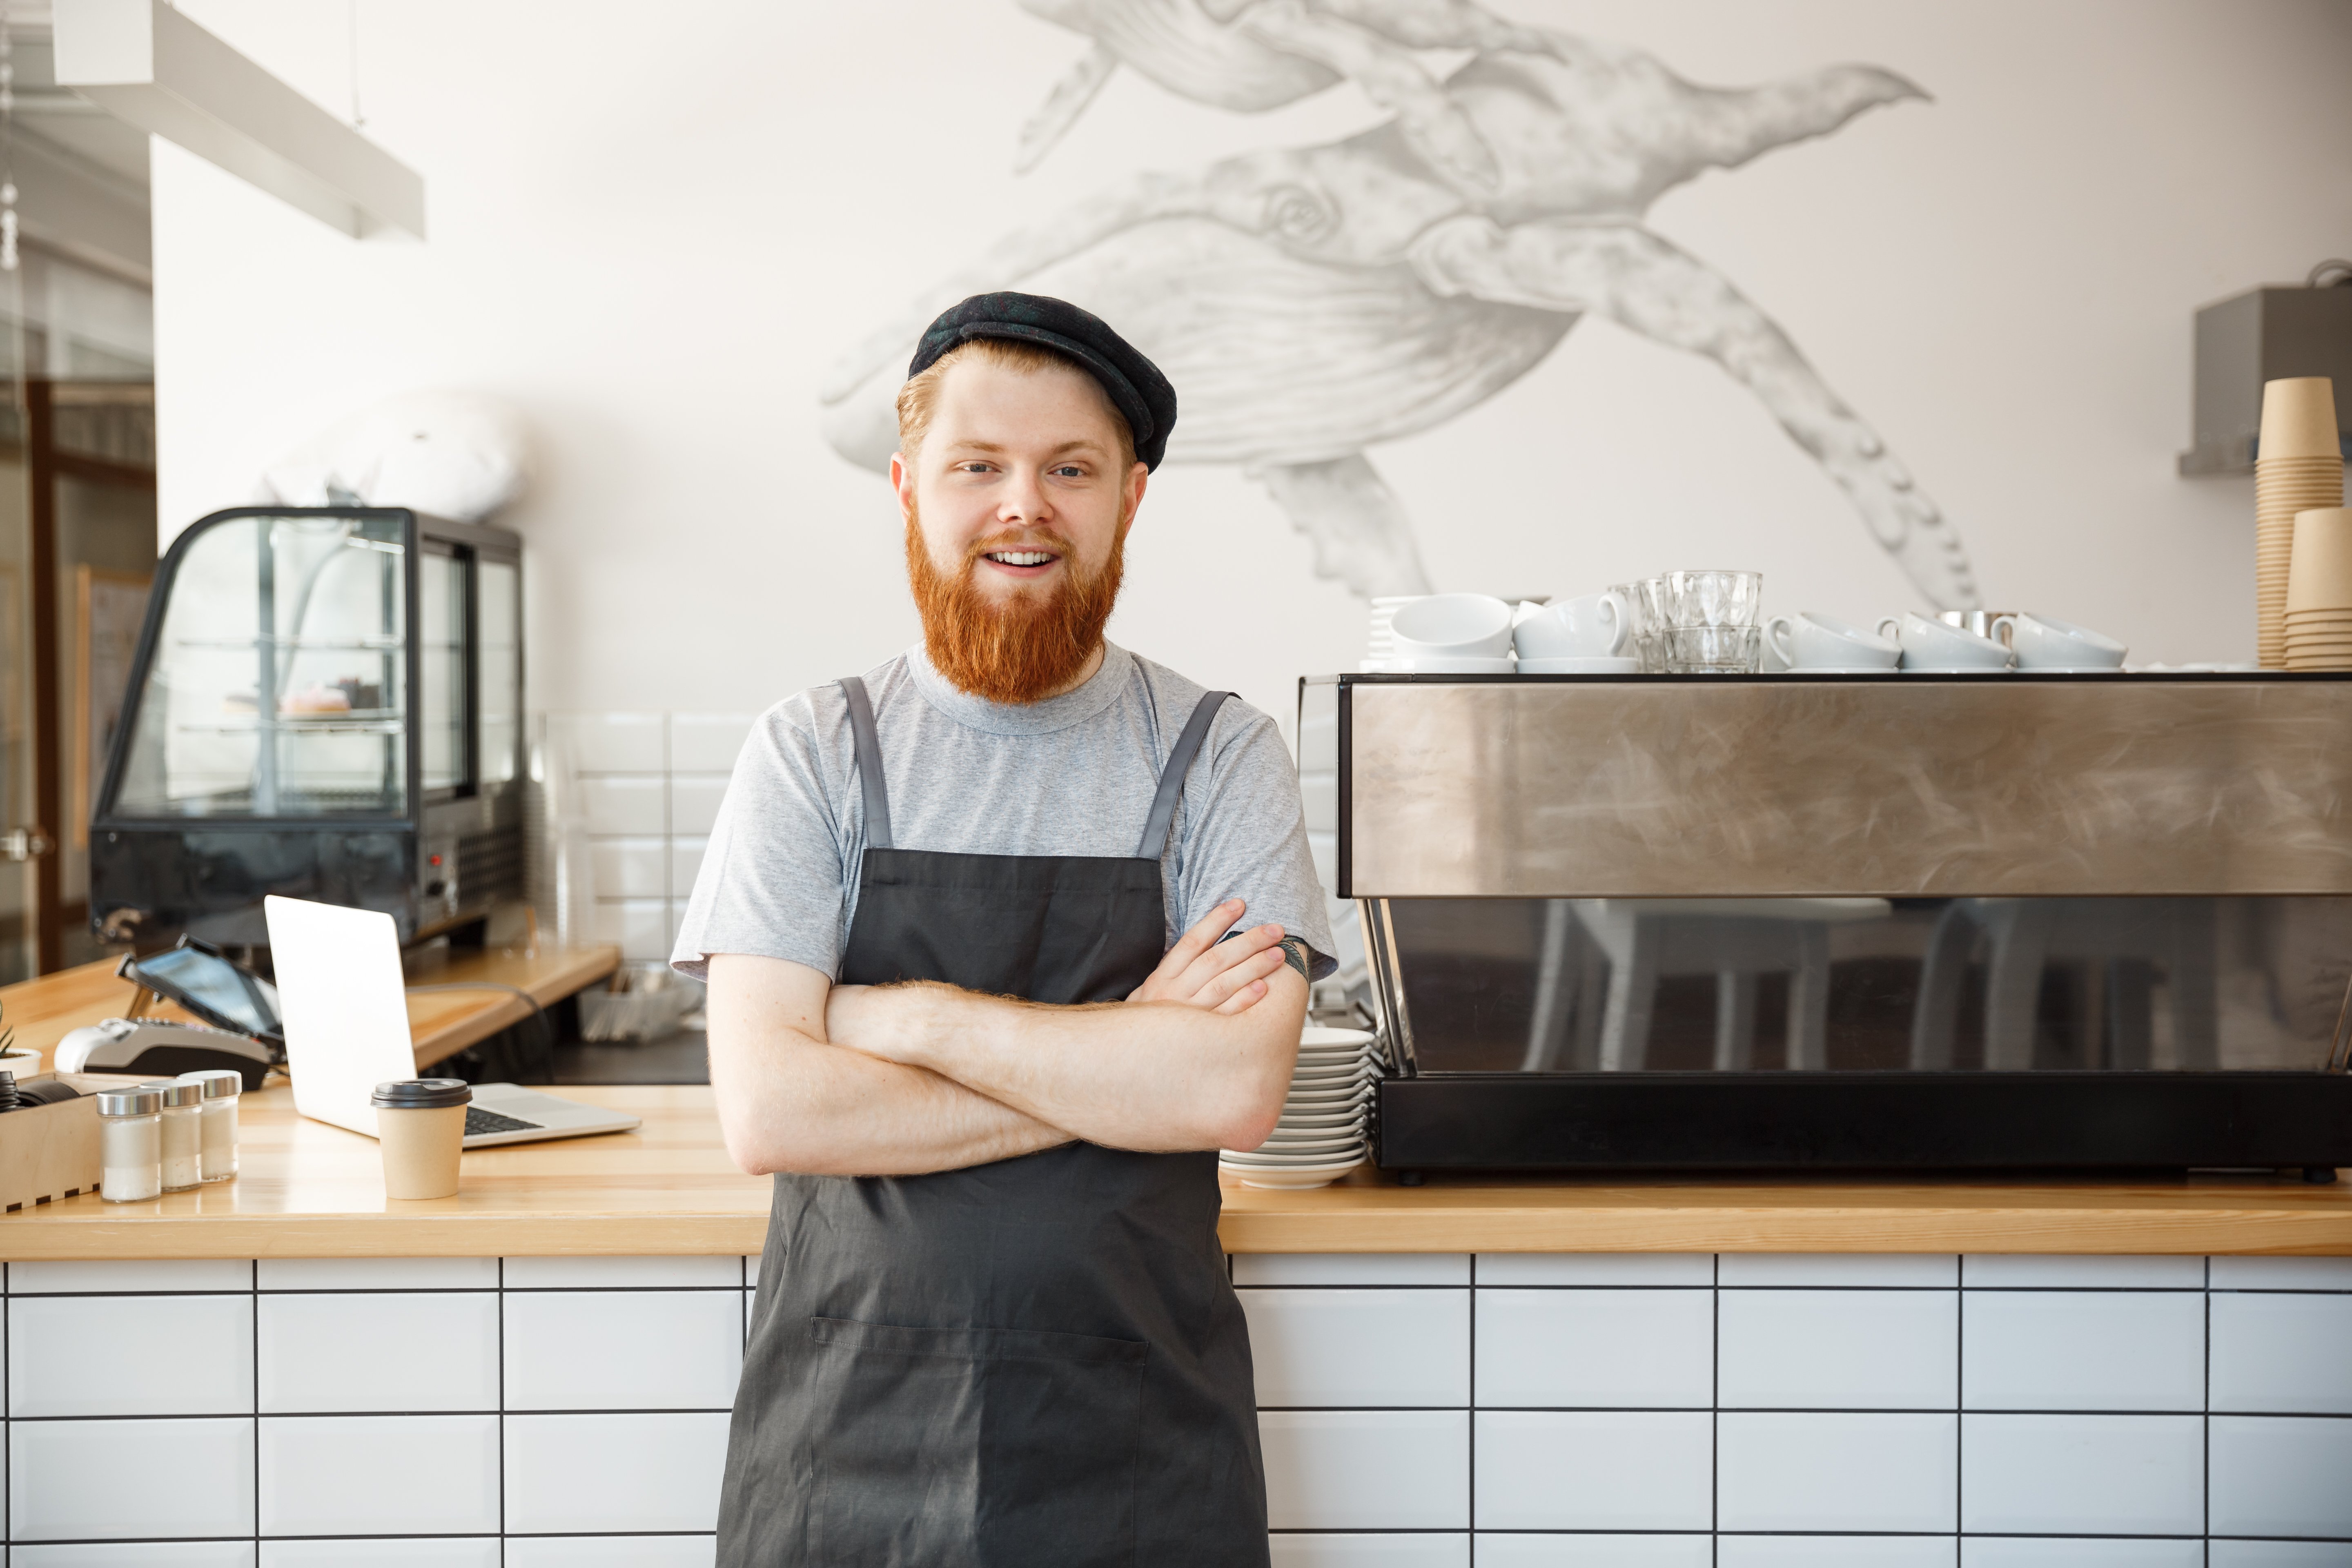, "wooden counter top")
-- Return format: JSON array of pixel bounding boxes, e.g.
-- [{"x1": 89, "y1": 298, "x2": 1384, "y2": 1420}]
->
[
  {"x1": 0, "y1": 942, "x2": 622, "y2": 1073},
  {"x1": 2, "y1": 1085, "x2": 2345, "y2": 1259}
]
